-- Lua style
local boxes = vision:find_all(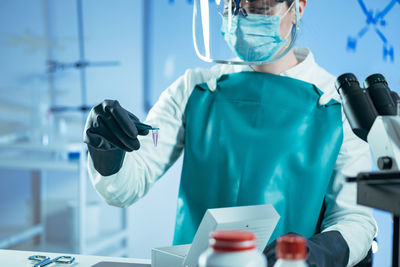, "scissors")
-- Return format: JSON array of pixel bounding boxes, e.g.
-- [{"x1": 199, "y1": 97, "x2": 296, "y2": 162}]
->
[{"x1": 28, "y1": 255, "x2": 76, "y2": 267}]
